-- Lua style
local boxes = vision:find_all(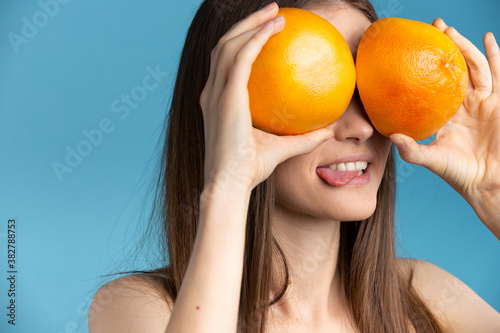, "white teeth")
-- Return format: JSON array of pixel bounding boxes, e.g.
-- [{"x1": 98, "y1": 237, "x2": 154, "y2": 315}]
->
[
  {"x1": 357, "y1": 170, "x2": 363, "y2": 176},
  {"x1": 327, "y1": 161, "x2": 368, "y2": 172},
  {"x1": 356, "y1": 161, "x2": 367, "y2": 170}
]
